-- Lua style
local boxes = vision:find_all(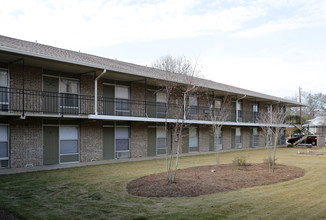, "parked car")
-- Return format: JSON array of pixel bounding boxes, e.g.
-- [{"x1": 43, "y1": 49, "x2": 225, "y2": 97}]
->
[{"x1": 287, "y1": 136, "x2": 317, "y2": 146}]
